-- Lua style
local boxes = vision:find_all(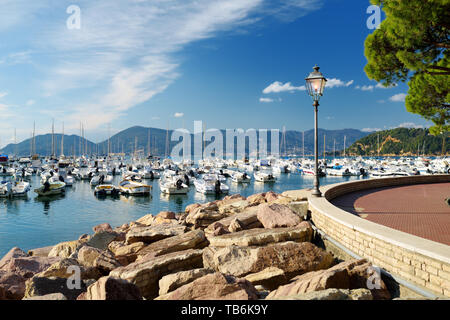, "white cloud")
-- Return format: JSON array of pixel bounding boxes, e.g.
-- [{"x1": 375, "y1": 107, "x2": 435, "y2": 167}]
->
[
  {"x1": 0, "y1": 92, "x2": 8, "y2": 99},
  {"x1": 259, "y1": 97, "x2": 274, "y2": 103},
  {"x1": 376, "y1": 83, "x2": 397, "y2": 89},
  {"x1": 356, "y1": 85, "x2": 374, "y2": 91},
  {"x1": 397, "y1": 122, "x2": 424, "y2": 129},
  {"x1": 263, "y1": 81, "x2": 305, "y2": 94},
  {"x1": 361, "y1": 128, "x2": 382, "y2": 132},
  {"x1": 174, "y1": 112, "x2": 184, "y2": 118},
  {"x1": 26, "y1": 100, "x2": 35, "y2": 106},
  {"x1": 389, "y1": 93, "x2": 407, "y2": 102},
  {"x1": 356, "y1": 83, "x2": 397, "y2": 92},
  {"x1": 325, "y1": 78, "x2": 354, "y2": 88}
]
